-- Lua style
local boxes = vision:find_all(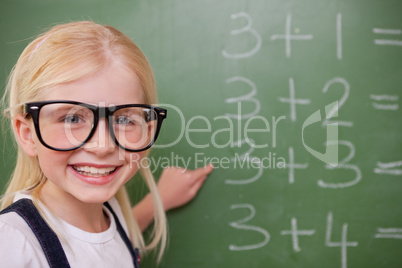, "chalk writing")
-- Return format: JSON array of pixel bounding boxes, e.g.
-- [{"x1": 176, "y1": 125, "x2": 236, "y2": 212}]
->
[
  {"x1": 373, "y1": 28, "x2": 402, "y2": 46},
  {"x1": 218, "y1": 9, "x2": 400, "y2": 264},
  {"x1": 318, "y1": 141, "x2": 361, "y2": 188},
  {"x1": 222, "y1": 12, "x2": 269, "y2": 254},
  {"x1": 225, "y1": 76, "x2": 261, "y2": 119},
  {"x1": 270, "y1": 14, "x2": 313, "y2": 58},
  {"x1": 280, "y1": 217, "x2": 315, "y2": 252},
  {"x1": 225, "y1": 139, "x2": 263, "y2": 185},
  {"x1": 222, "y1": 12, "x2": 262, "y2": 59},
  {"x1": 374, "y1": 160, "x2": 402, "y2": 176},
  {"x1": 337, "y1": 13, "x2": 342, "y2": 60},
  {"x1": 374, "y1": 228, "x2": 402, "y2": 239},
  {"x1": 228, "y1": 204, "x2": 270, "y2": 251},
  {"x1": 278, "y1": 78, "x2": 311, "y2": 122},
  {"x1": 370, "y1": 94, "x2": 399, "y2": 111},
  {"x1": 322, "y1": 77, "x2": 353, "y2": 127},
  {"x1": 285, "y1": 147, "x2": 308, "y2": 184},
  {"x1": 325, "y1": 212, "x2": 358, "y2": 268}
]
